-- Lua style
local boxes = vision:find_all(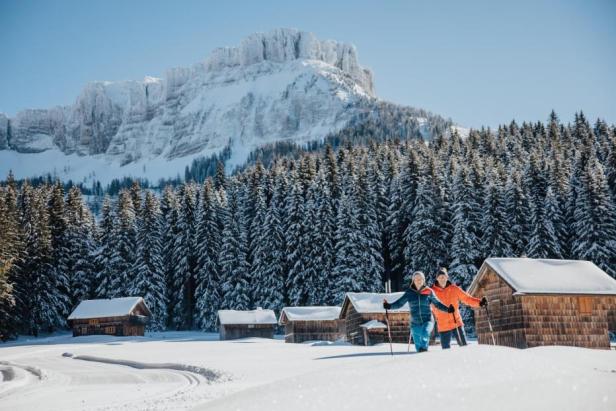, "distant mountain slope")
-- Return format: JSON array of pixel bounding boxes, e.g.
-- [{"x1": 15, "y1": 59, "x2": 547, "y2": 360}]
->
[{"x1": 0, "y1": 28, "x2": 457, "y2": 184}]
